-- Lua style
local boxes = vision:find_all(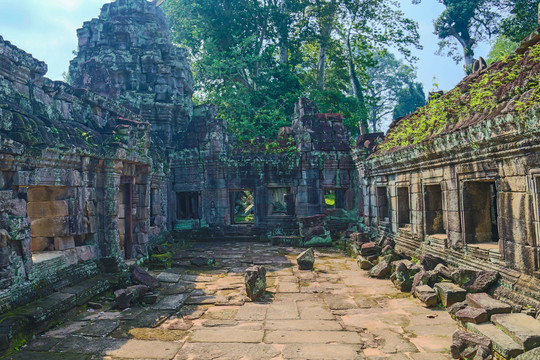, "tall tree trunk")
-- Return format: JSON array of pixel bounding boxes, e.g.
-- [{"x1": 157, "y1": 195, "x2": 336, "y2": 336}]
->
[
  {"x1": 278, "y1": 0, "x2": 289, "y2": 65},
  {"x1": 346, "y1": 36, "x2": 368, "y2": 135},
  {"x1": 316, "y1": 0, "x2": 337, "y2": 90},
  {"x1": 449, "y1": 28, "x2": 475, "y2": 70}
]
